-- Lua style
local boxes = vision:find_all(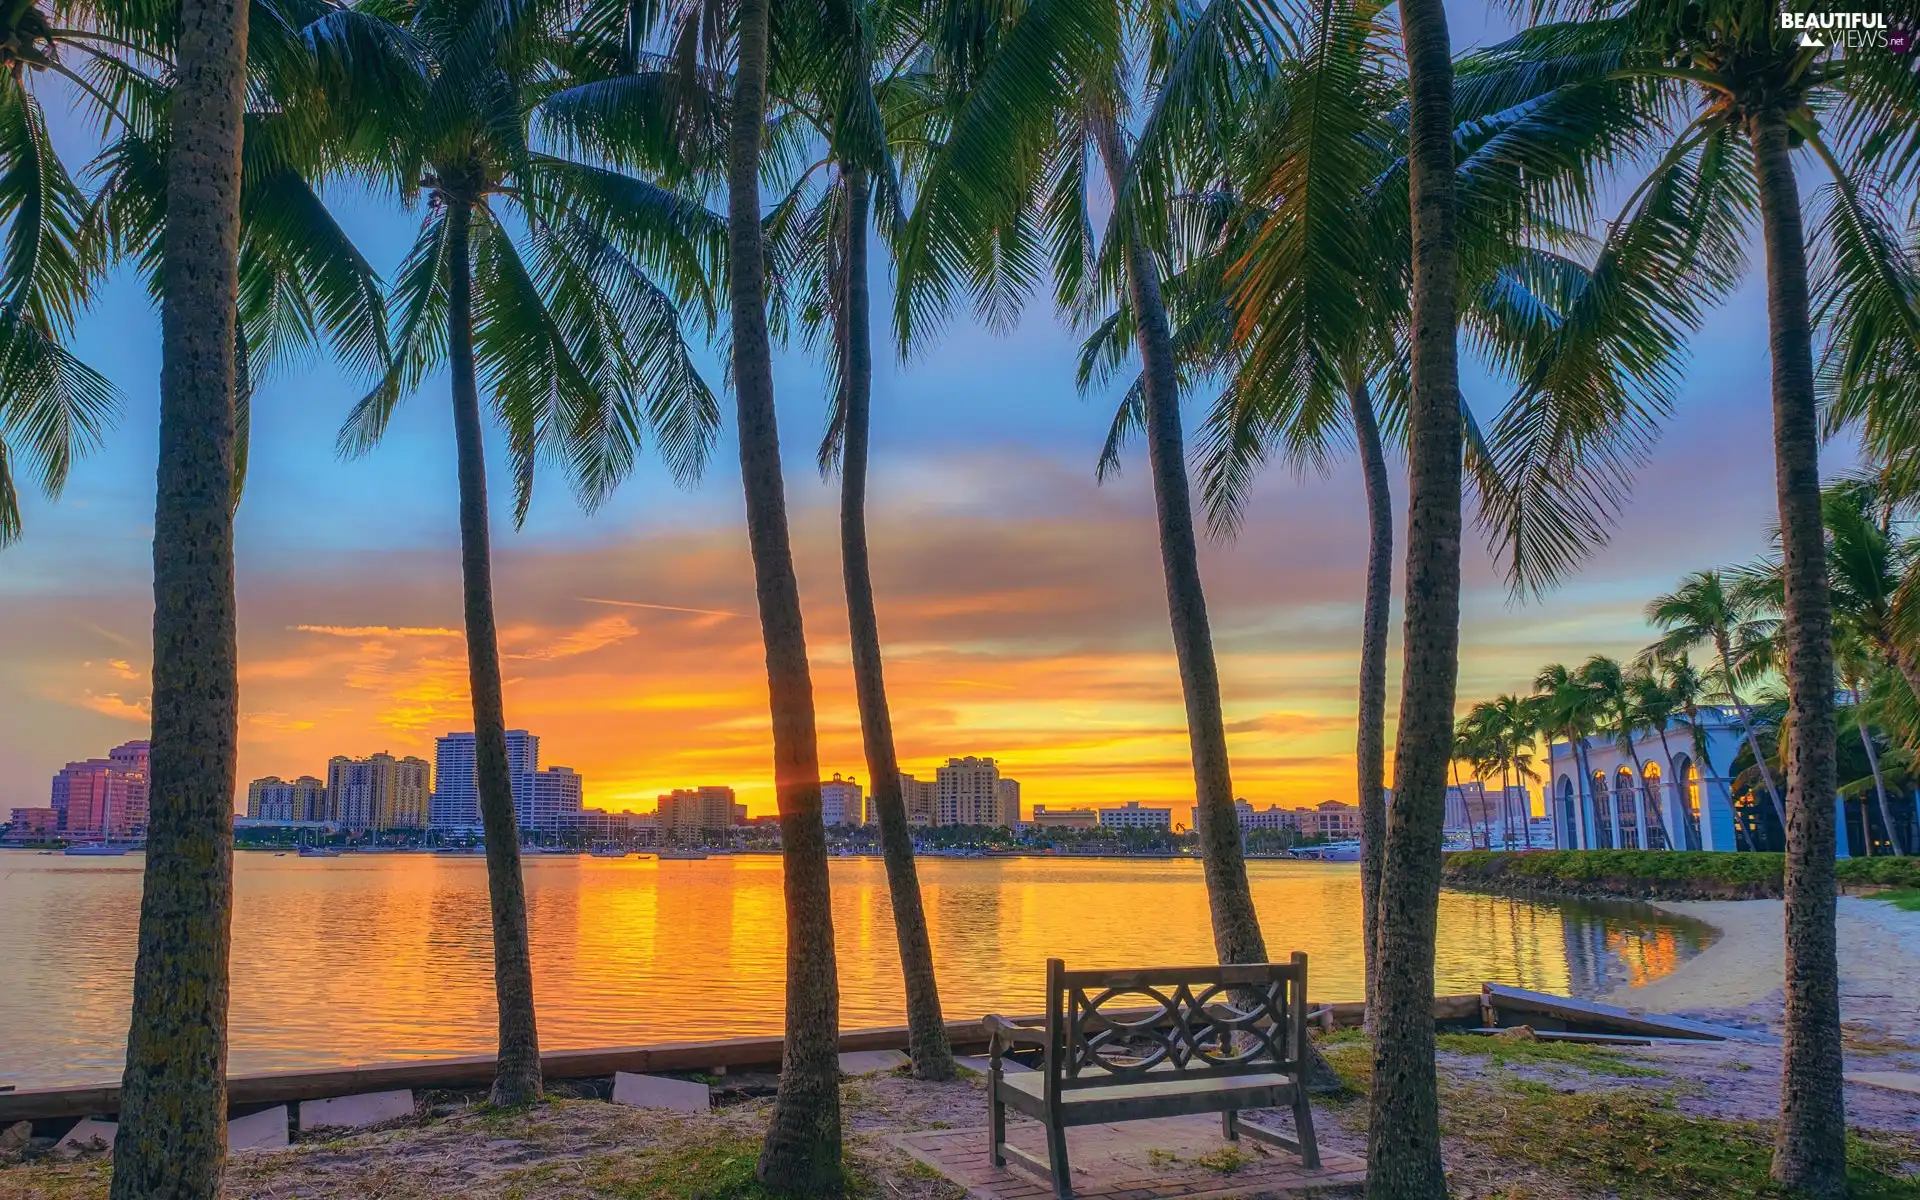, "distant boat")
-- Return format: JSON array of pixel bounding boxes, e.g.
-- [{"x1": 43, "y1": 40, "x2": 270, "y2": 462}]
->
[
  {"x1": 298, "y1": 846, "x2": 342, "y2": 858},
  {"x1": 435, "y1": 845, "x2": 485, "y2": 855},
  {"x1": 588, "y1": 846, "x2": 627, "y2": 858},
  {"x1": 64, "y1": 843, "x2": 129, "y2": 857},
  {"x1": 1297, "y1": 840, "x2": 1361, "y2": 862},
  {"x1": 656, "y1": 849, "x2": 708, "y2": 860}
]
